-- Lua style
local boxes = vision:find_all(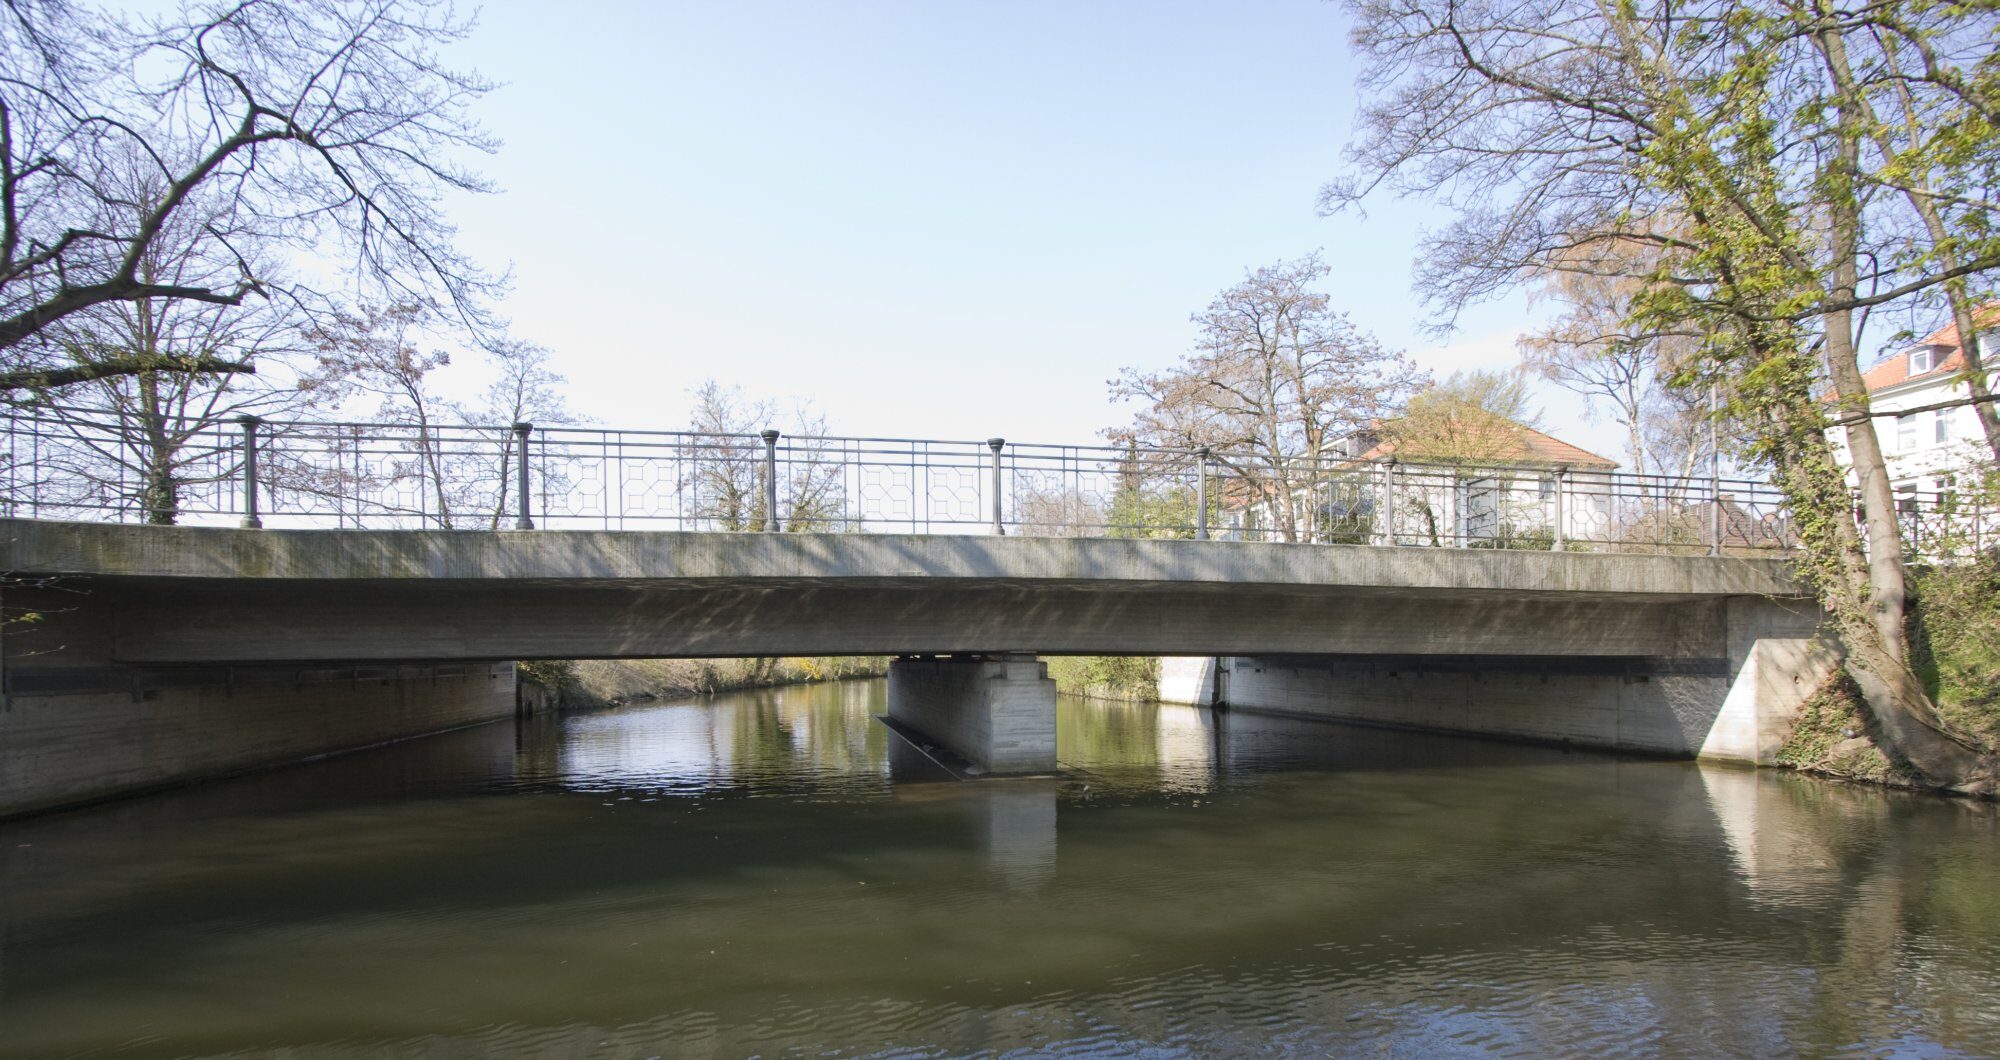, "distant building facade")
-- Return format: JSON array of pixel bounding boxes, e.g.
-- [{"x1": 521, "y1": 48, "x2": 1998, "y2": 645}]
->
[
  {"x1": 1218, "y1": 418, "x2": 1625, "y2": 547},
  {"x1": 1835, "y1": 313, "x2": 1999, "y2": 502}
]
